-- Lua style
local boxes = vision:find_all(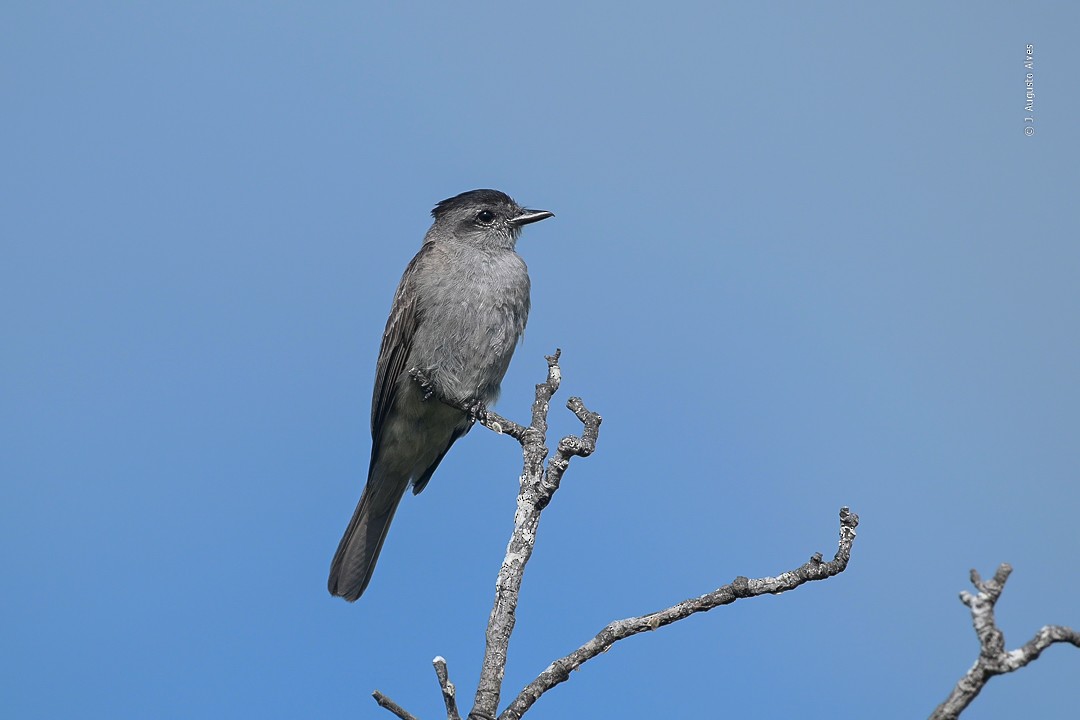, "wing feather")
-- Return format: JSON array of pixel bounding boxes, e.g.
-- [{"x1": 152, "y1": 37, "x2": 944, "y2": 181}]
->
[{"x1": 368, "y1": 242, "x2": 434, "y2": 470}]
